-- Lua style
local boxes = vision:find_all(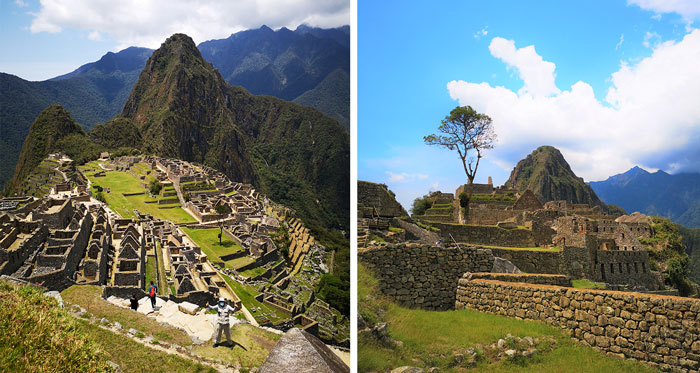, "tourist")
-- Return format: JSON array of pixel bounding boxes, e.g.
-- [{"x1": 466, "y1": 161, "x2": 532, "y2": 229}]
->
[
  {"x1": 147, "y1": 281, "x2": 158, "y2": 309},
  {"x1": 130, "y1": 295, "x2": 139, "y2": 311},
  {"x1": 206, "y1": 297, "x2": 239, "y2": 347}
]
